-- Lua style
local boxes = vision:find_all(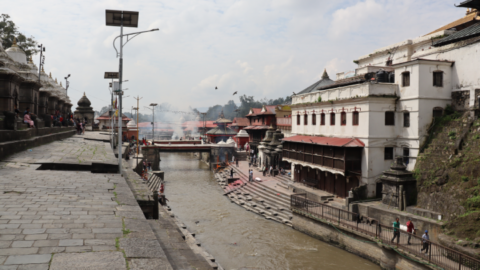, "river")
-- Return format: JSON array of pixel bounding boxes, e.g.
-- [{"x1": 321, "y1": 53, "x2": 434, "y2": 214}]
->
[{"x1": 161, "y1": 153, "x2": 378, "y2": 270}]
